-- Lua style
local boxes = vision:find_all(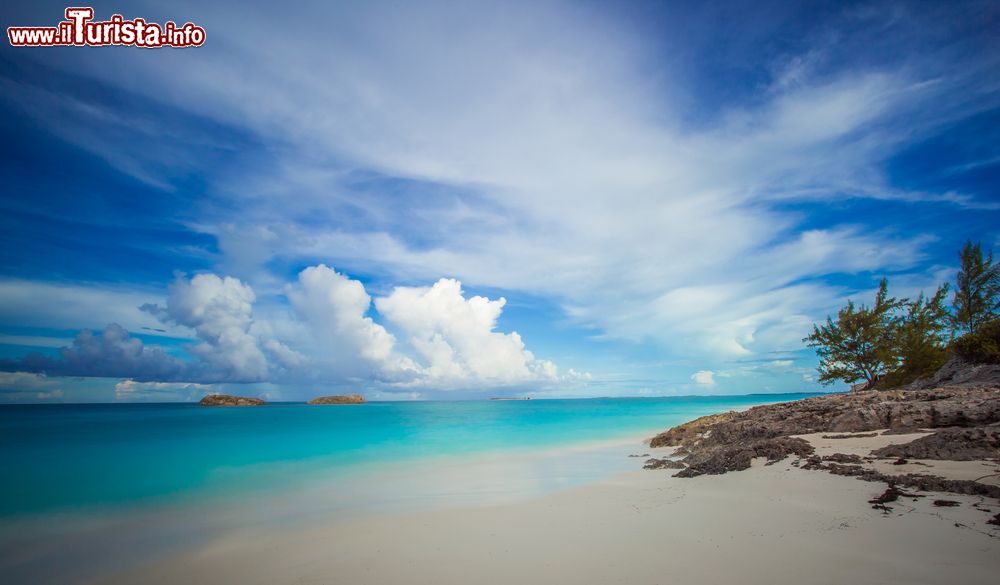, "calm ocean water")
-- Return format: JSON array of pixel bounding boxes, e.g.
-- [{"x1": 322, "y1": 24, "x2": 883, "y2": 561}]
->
[{"x1": 0, "y1": 394, "x2": 818, "y2": 517}]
